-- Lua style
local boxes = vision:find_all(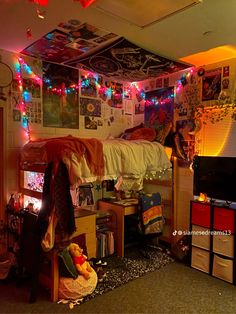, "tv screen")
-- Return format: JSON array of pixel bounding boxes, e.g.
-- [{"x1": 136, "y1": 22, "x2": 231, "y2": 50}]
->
[{"x1": 193, "y1": 155, "x2": 236, "y2": 202}]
